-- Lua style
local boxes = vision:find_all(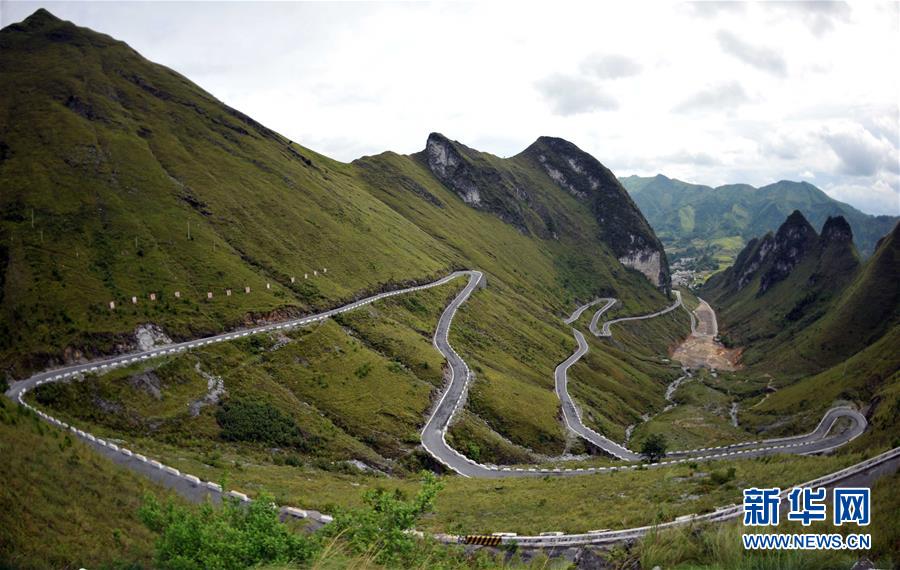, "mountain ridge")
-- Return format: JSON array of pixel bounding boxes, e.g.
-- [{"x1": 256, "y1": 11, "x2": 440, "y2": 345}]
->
[
  {"x1": 620, "y1": 174, "x2": 897, "y2": 261},
  {"x1": 702, "y1": 210, "x2": 895, "y2": 375}
]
